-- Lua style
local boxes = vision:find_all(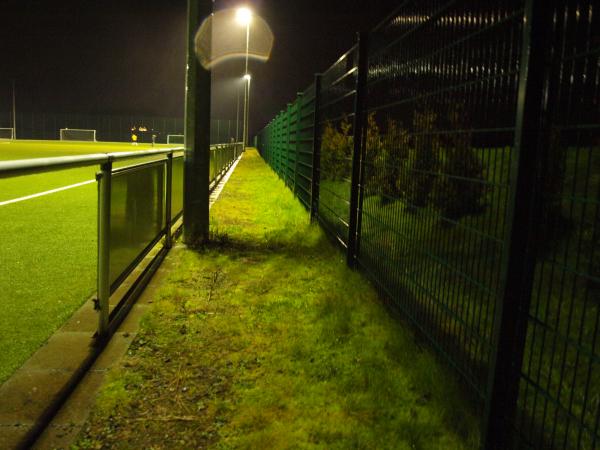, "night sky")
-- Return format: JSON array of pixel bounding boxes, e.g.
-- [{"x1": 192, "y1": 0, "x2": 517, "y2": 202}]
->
[{"x1": 2, "y1": 0, "x2": 398, "y2": 136}]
